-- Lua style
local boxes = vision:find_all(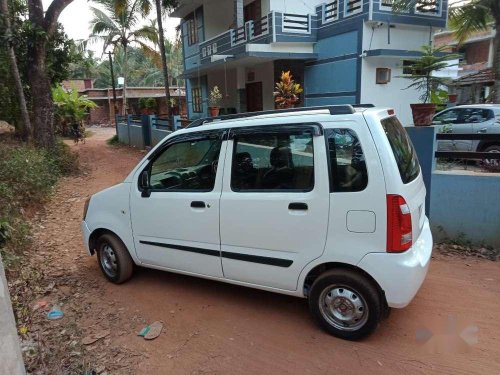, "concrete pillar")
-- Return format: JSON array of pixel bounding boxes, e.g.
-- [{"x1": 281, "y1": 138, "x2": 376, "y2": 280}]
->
[
  {"x1": 405, "y1": 126, "x2": 437, "y2": 216},
  {"x1": 0, "y1": 254, "x2": 26, "y2": 375},
  {"x1": 234, "y1": 0, "x2": 244, "y2": 28}
]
